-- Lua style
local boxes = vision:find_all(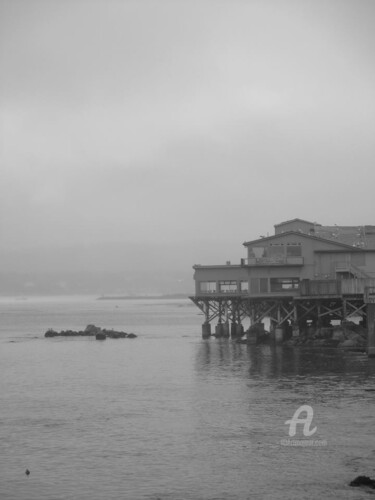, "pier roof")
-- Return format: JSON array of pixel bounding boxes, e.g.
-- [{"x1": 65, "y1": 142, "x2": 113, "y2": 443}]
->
[
  {"x1": 243, "y1": 231, "x2": 364, "y2": 250},
  {"x1": 274, "y1": 218, "x2": 318, "y2": 228}
]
